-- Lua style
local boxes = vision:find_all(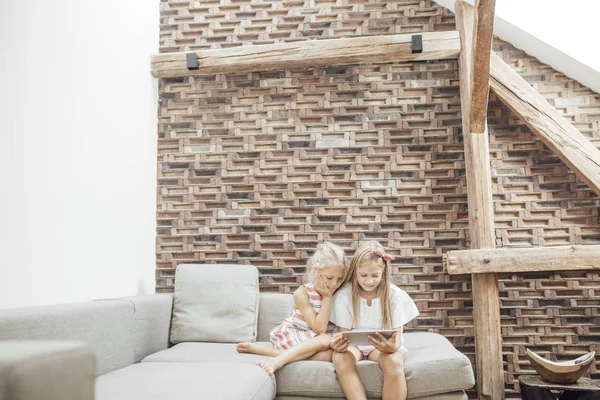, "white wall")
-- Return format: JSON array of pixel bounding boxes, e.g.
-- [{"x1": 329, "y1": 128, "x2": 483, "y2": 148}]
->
[
  {"x1": 0, "y1": 0, "x2": 159, "y2": 309},
  {"x1": 494, "y1": 1, "x2": 600, "y2": 74}
]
